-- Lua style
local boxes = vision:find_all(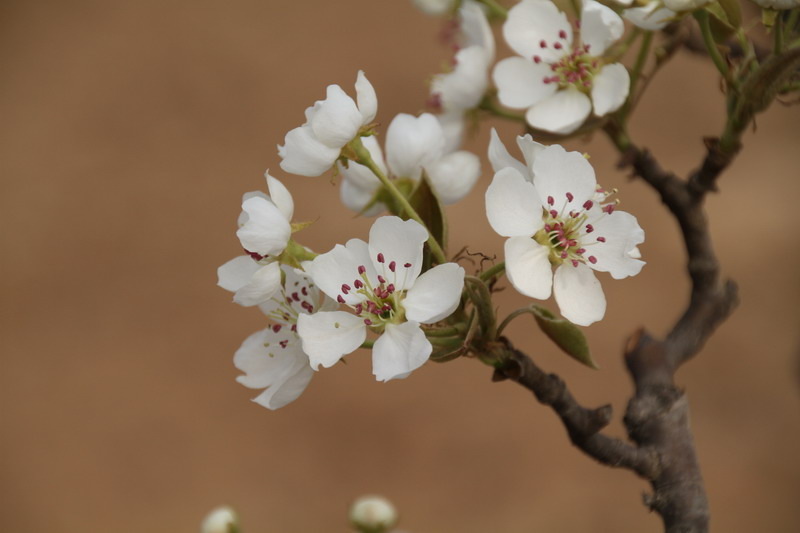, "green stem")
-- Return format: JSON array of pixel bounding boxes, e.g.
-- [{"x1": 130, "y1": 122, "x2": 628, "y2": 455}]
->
[
  {"x1": 479, "y1": 261, "x2": 506, "y2": 282},
  {"x1": 478, "y1": 96, "x2": 526, "y2": 123},
  {"x1": 568, "y1": 0, "x2": 581, "y2": 18},
  {"x1": 618, "y1": 31, "x2": 653, "y2": 123},
  {"x1": 423, "y1": 325, "x2": 463, "y2": 337},
  {"x1": 496, "y1": 307, "x2": 535, "y2": 337},
  {"x1": 476, "y1": 0, "x2": 508, "y2": 18},
  {"x1": 787, "y1": 8, "x2": 799, "y2": 34},
  {"x1": 694, "y1": 10, "x2": 730, "y2": 79},
  {"x1": 774, "y1": 13, "x2": 785, "y2": 54},
  {"x1": 350, "y1": 137, "x2": 448, "y2": 265},
  {"x1": 360, "y1": 339, "x2": 374, "y2": 349}
]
